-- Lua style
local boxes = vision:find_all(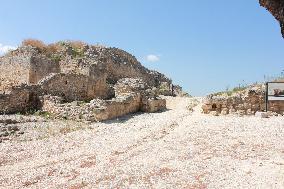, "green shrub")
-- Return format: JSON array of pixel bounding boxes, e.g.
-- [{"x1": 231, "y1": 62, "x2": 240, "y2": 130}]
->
[{"x1": 213, "y1": 86, "x2": 247, "y2": 96}]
